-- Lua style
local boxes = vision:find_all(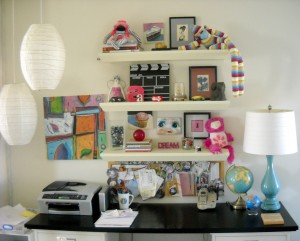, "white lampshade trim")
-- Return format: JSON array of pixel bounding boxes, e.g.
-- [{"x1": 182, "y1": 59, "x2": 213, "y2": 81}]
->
[
  {"x1": 243, "y1": 109, "x2": 298, "y2": 155},
  {"x1": 0, "y1": 83, "x2": 38, "y2": 145},
  {"x1": 20, "y1": 24, "x2": 65, "y2": 90}
]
